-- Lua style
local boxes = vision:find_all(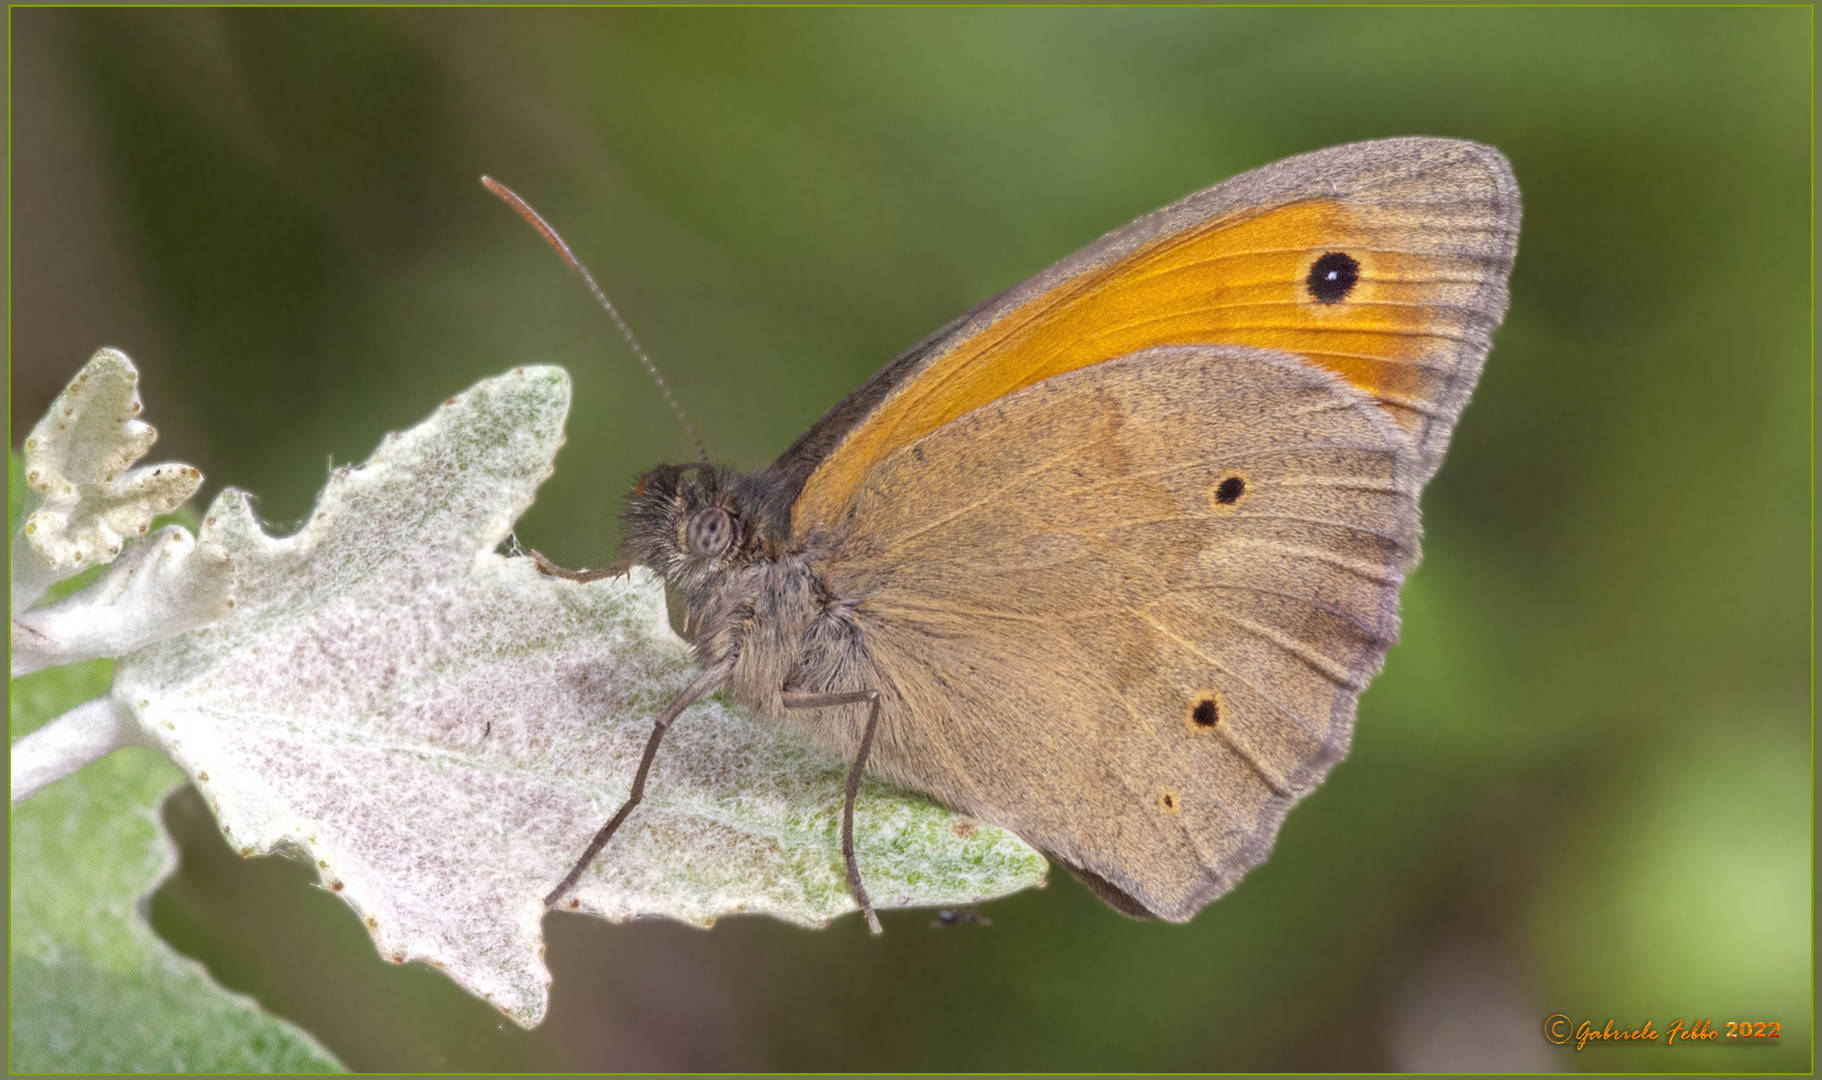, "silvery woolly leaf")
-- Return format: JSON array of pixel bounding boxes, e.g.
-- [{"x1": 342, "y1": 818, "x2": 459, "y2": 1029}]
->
[
  {"x1": 14, "y1": 350, "x2": 204, "y2": 611},
  {"x1": 111, "y1": 366, "x2": 1047, "y2": 1026},
  {"x1": 11, "y1": 525, "x2": 234, "y2": 677}
]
